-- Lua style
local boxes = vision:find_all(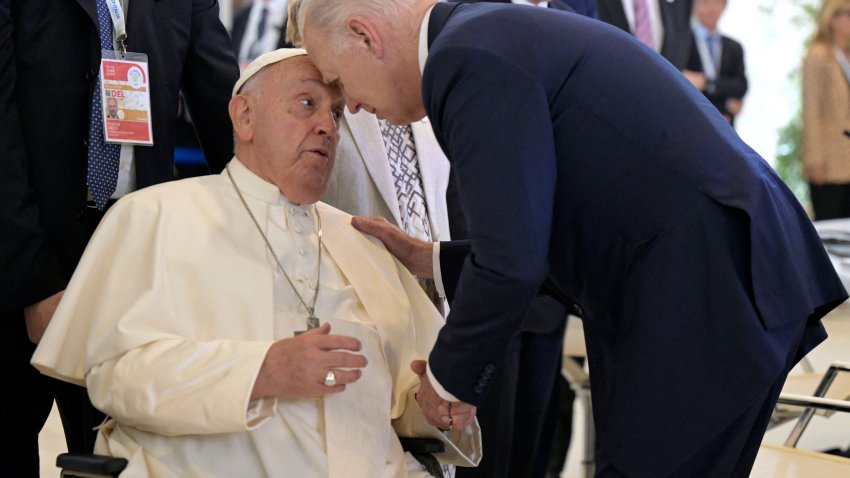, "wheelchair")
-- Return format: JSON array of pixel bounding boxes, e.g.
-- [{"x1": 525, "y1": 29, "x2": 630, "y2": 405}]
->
[{"x1": 57, "y1": 437, "x2": 447, "y2": 478}]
